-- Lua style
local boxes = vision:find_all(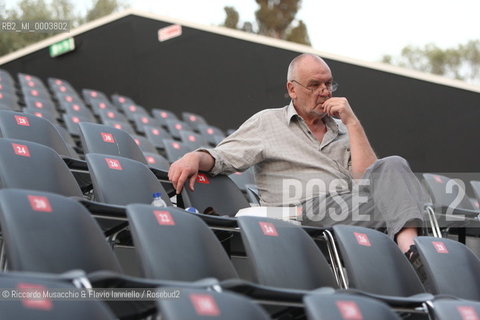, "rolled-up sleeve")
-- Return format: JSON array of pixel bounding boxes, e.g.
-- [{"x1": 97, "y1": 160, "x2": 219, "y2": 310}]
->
[{"x1": 196, "y1": 112, "x2": 265, "y2": 176}]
